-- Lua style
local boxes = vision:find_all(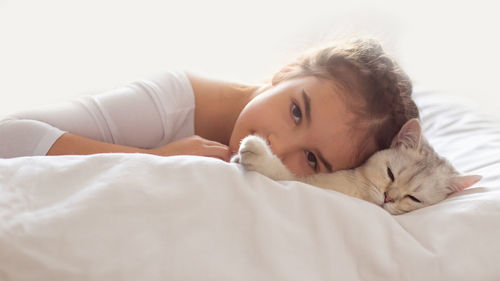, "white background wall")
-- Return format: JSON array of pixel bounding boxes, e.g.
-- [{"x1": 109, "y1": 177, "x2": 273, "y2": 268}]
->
[{"x1": 1, "y1": 0, "x2": 499, "y2": 120}]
